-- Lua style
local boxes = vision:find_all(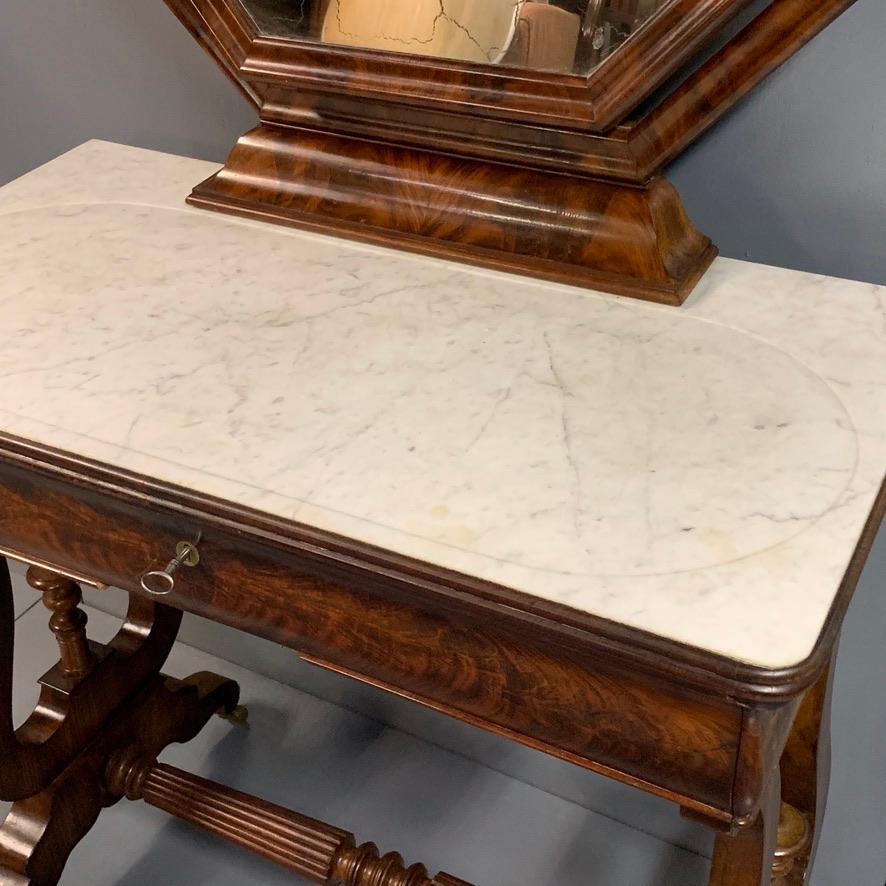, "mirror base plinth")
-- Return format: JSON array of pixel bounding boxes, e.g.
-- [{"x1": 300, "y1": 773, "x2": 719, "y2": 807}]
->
[{"x1": 189, "y1": 124, "x2": 717, "y2": 306}]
